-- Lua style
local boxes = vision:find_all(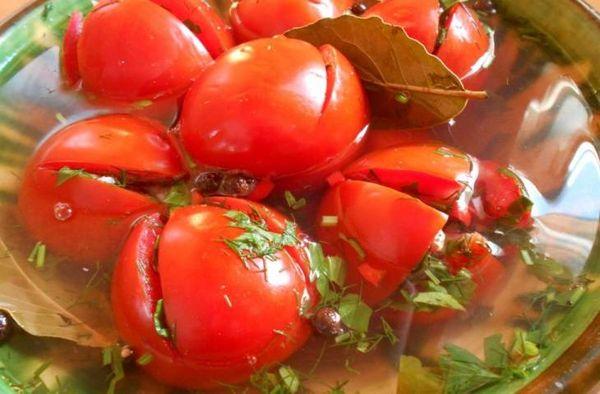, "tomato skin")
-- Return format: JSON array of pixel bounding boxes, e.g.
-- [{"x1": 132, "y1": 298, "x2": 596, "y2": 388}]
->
[
  {"x1": 316, "y1": 180, "x2": 448, "y2": 305},
  {"x1": 364, "y1": 0, "x2": 441, "y2": 52},
  {"x1": 77, "y1": 0, "x2": 213, "y2": 101},
  {"x1": 344, "y1": 143, "x2": 476, "y2": 219},
  {"x1": 61, "y1": 11, "x2": 83, "y2": 86},
  {"x1": 18, "y1": 115, "x2": 184, "y2": 264},
  {"x1": 33, "y1": 115, "x2": 185, "y2": 181},
  {"x1": 476, "y1": 161, "x2": 532, "y2": 227},
  {"x1": 230, "y1": 0, "x2": 353, "y2": 42},
  {"x1": 150, "y1": 0, "x2": 234, "y2": 58},
  {"x1": 435, "y1": 4, "x2": 491, "y2": 79},
  {"x1": 180, "y1": 37, "x2": 369, "y2": 190},
  {"x1": 363, "y1": 128, "x2": 435, "y2": 152},
  {"x1": 112, "y1": 200, "x2": 314, "y2": 389}
]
